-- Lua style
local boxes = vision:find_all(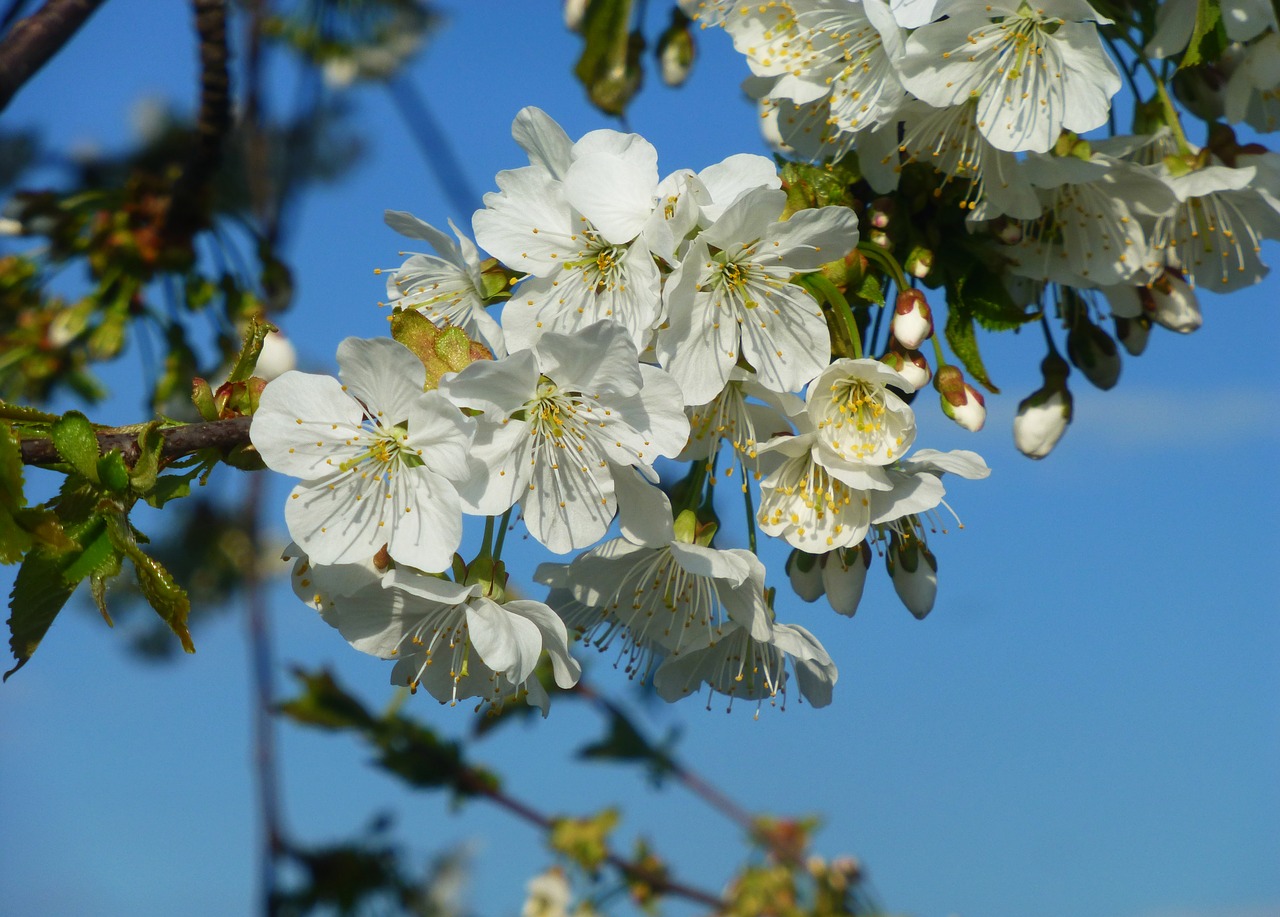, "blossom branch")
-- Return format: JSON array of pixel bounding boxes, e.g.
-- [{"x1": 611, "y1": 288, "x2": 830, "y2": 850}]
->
[
  {"x1": 0, "y1": 0, "x2": 107, "y2": 113},
  {"x1": 18, "y1": 415, "x2": 253, "y2": 466},
  {"x1": 454, "y1": 769, "x2": 726, "y2": 911}
]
